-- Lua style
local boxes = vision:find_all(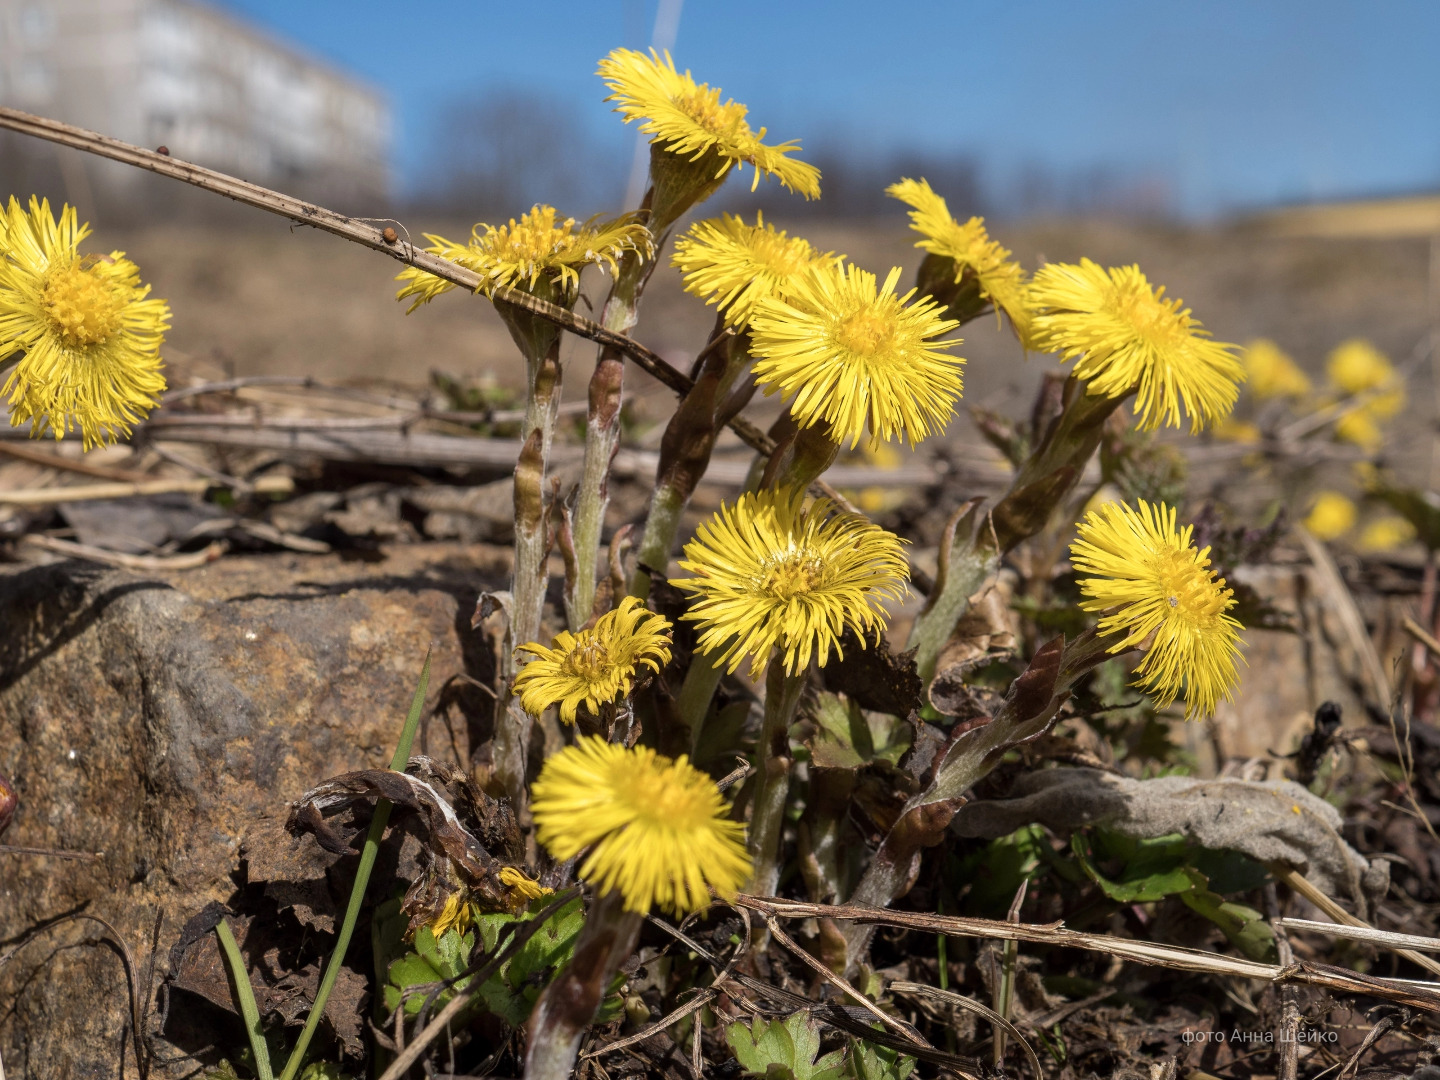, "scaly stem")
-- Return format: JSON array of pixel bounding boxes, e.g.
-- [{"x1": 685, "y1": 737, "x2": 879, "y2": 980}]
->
[
  {"x1": 493, "y1": 301, "x2": 564, "y2": 809},
  {"x1": 567, "y1": 251, "x2": 649, "y2": 627},
  {"x1": 748, "y1": 657, "x2": 807, "y2": 898},
  {"x1": 524, "y1": 890, "x2": 643, "y2": 1080}
]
